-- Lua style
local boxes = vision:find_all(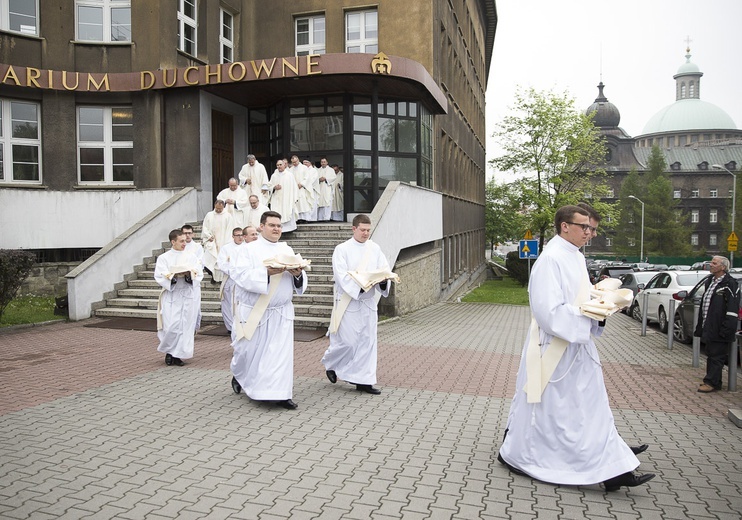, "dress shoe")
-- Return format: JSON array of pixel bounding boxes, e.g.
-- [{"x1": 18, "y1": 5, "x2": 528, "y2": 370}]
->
[
  {"x1": 165, "y1": 353, "x2": 173, "y2": 366},
  {"x1": 172, "y1": 357, "x2": 184, "y2": 366},
  {"x1": 497, "y1": 452, "x2": 526, "y2": 476},
  {"x1": 326, "y1": 370, "x2": 337, "y2": 384},
  {"x1": 698, "y1": 383, "x2": 718, "y2": 393},
  {"x1": 231, "y1": 377, "x2": 241, "y2": 394},
  {"x1": 631, "y1": 444, "x2": 649, "y2": 455},
  {"x1": 604, "y1": 471, "x2": 655, "y2": 492},
  {"x1": 279, "y1": 399, "x2": 298, "y2": 410},
  {"x1": 356, "y1": 384, "x2": 381, "y2": 395}
]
